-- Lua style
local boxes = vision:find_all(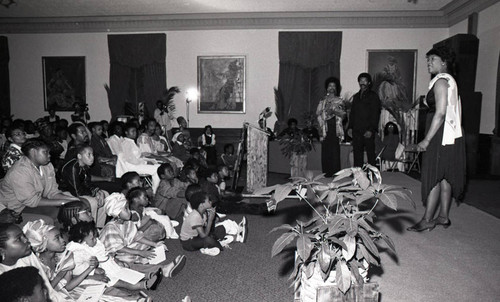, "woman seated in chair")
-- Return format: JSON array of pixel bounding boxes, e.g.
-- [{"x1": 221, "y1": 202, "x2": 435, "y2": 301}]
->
[
  {"x1": 378, "y1": 122, "x2": 404, "y2": 171},
  {"x1": 381, "y1": 122, "x2": 400, "y2": 161}
]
